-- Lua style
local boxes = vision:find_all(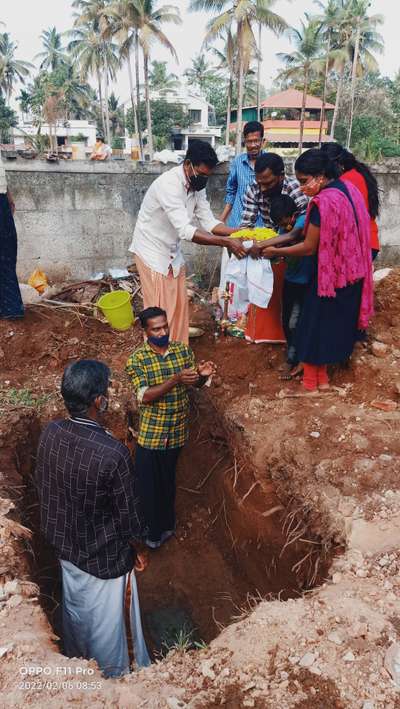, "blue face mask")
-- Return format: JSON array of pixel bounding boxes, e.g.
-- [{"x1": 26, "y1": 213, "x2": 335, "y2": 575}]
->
[{"x1": 148, "y1": 334, "x2": 169, "y2": 348}]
